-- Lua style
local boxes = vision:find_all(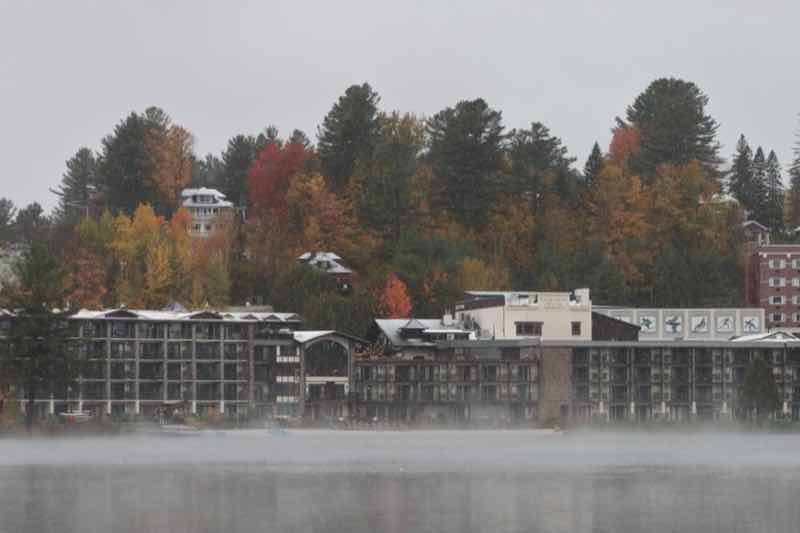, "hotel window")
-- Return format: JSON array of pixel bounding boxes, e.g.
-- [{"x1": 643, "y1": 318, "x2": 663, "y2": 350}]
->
[
  {"x1": 770, "y1": 295, "x2": 785, "y2": 305},
  {"x1": 515, "y1": 321, "x2": 542, "y2": 336},
  {"x1": 793, "y1": 278, "x2": 800, "y2": 287},
  {"x1": 571, "y1": 321, "x2": 582, "y2": 336},
  {"x1": 794, "y1": 313, "x2": 800, "y2": 322},
  {"x1": 772, "y1": 313, "x2": 784, "y2": 323},
  {"x1": 793, "y1": 259, "x2": 800, "y2": 269},
  {"x1": 769, "y1": 277, "x2": 786, "y2": 287}
]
